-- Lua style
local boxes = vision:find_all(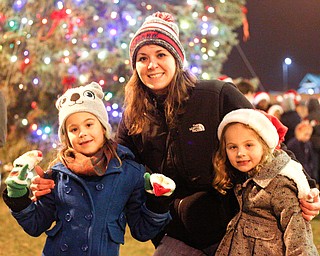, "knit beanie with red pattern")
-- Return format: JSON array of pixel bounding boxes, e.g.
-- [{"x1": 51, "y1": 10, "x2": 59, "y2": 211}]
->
[{"x1": 129, "y1": 12, "x2": 185, "y2": 69}]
